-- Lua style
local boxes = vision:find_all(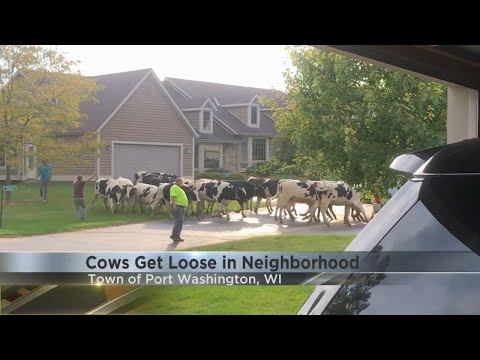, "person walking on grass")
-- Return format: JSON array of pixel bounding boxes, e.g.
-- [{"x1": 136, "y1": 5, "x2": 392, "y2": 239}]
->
[
  {"x1": 37, "y1": 160, "x2": 52, "y2": 202},
  {"x1": 73, "y1": 174, "x2": 97, "y2": 221},
  {"x1": 169, "y1": 177, "x2": 188, "y2": 242}
]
